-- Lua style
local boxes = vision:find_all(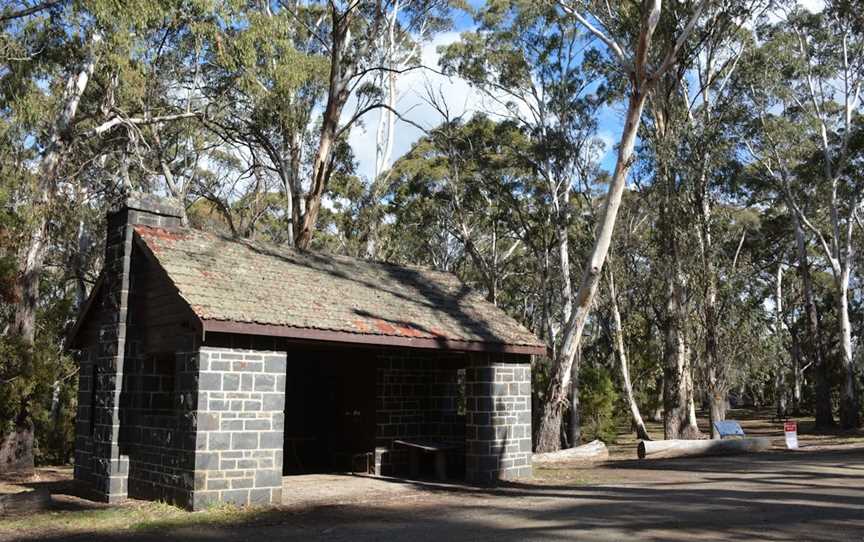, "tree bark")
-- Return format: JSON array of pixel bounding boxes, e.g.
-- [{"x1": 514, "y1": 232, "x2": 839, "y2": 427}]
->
[
  {"x1": 365, "y1": 4, "x2": 401, "y2": 260},
  {"x1": 535, "y1": 88, "x2": 649, "y2": 453},
  {"x1": 607, "y1": 264, "x2": 651, "y2": 440},
  {"x1": 638, "y1": 437, "x2": 771, "y2": 459},
  {"x1": 660, "y1": 199, "x2": 696, "y2": 440},
  {"x1": 534, "y1": 439, "x2": 608, "y2": 464},
  {"x1": 295, "y1": 9, "x2": 352, "y2": 249},
  {"x1": 697, "y1": 169, "x2": 726, "y2": 439},
  {"x1": 708, "y1": 391, "x2": 727, "y2": 439},
  {"x1": 790, "y1": 328, "x2": 803, "y2": 415},
  {"x1": 791, "y1": 210, "x2": 833, "y2": 427},
  {"x1": 11, "y1": 34, "x2": 100, "y2": 340},
  {"x1": 567, "y1": 344, "x2": 581, "y2": 447},
  {"x1": 837, "y1": 273, "x2": 860, "y2": 428},
  {"x1": 661, "y1": 274, "x2": 700, "y2": 439}
]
